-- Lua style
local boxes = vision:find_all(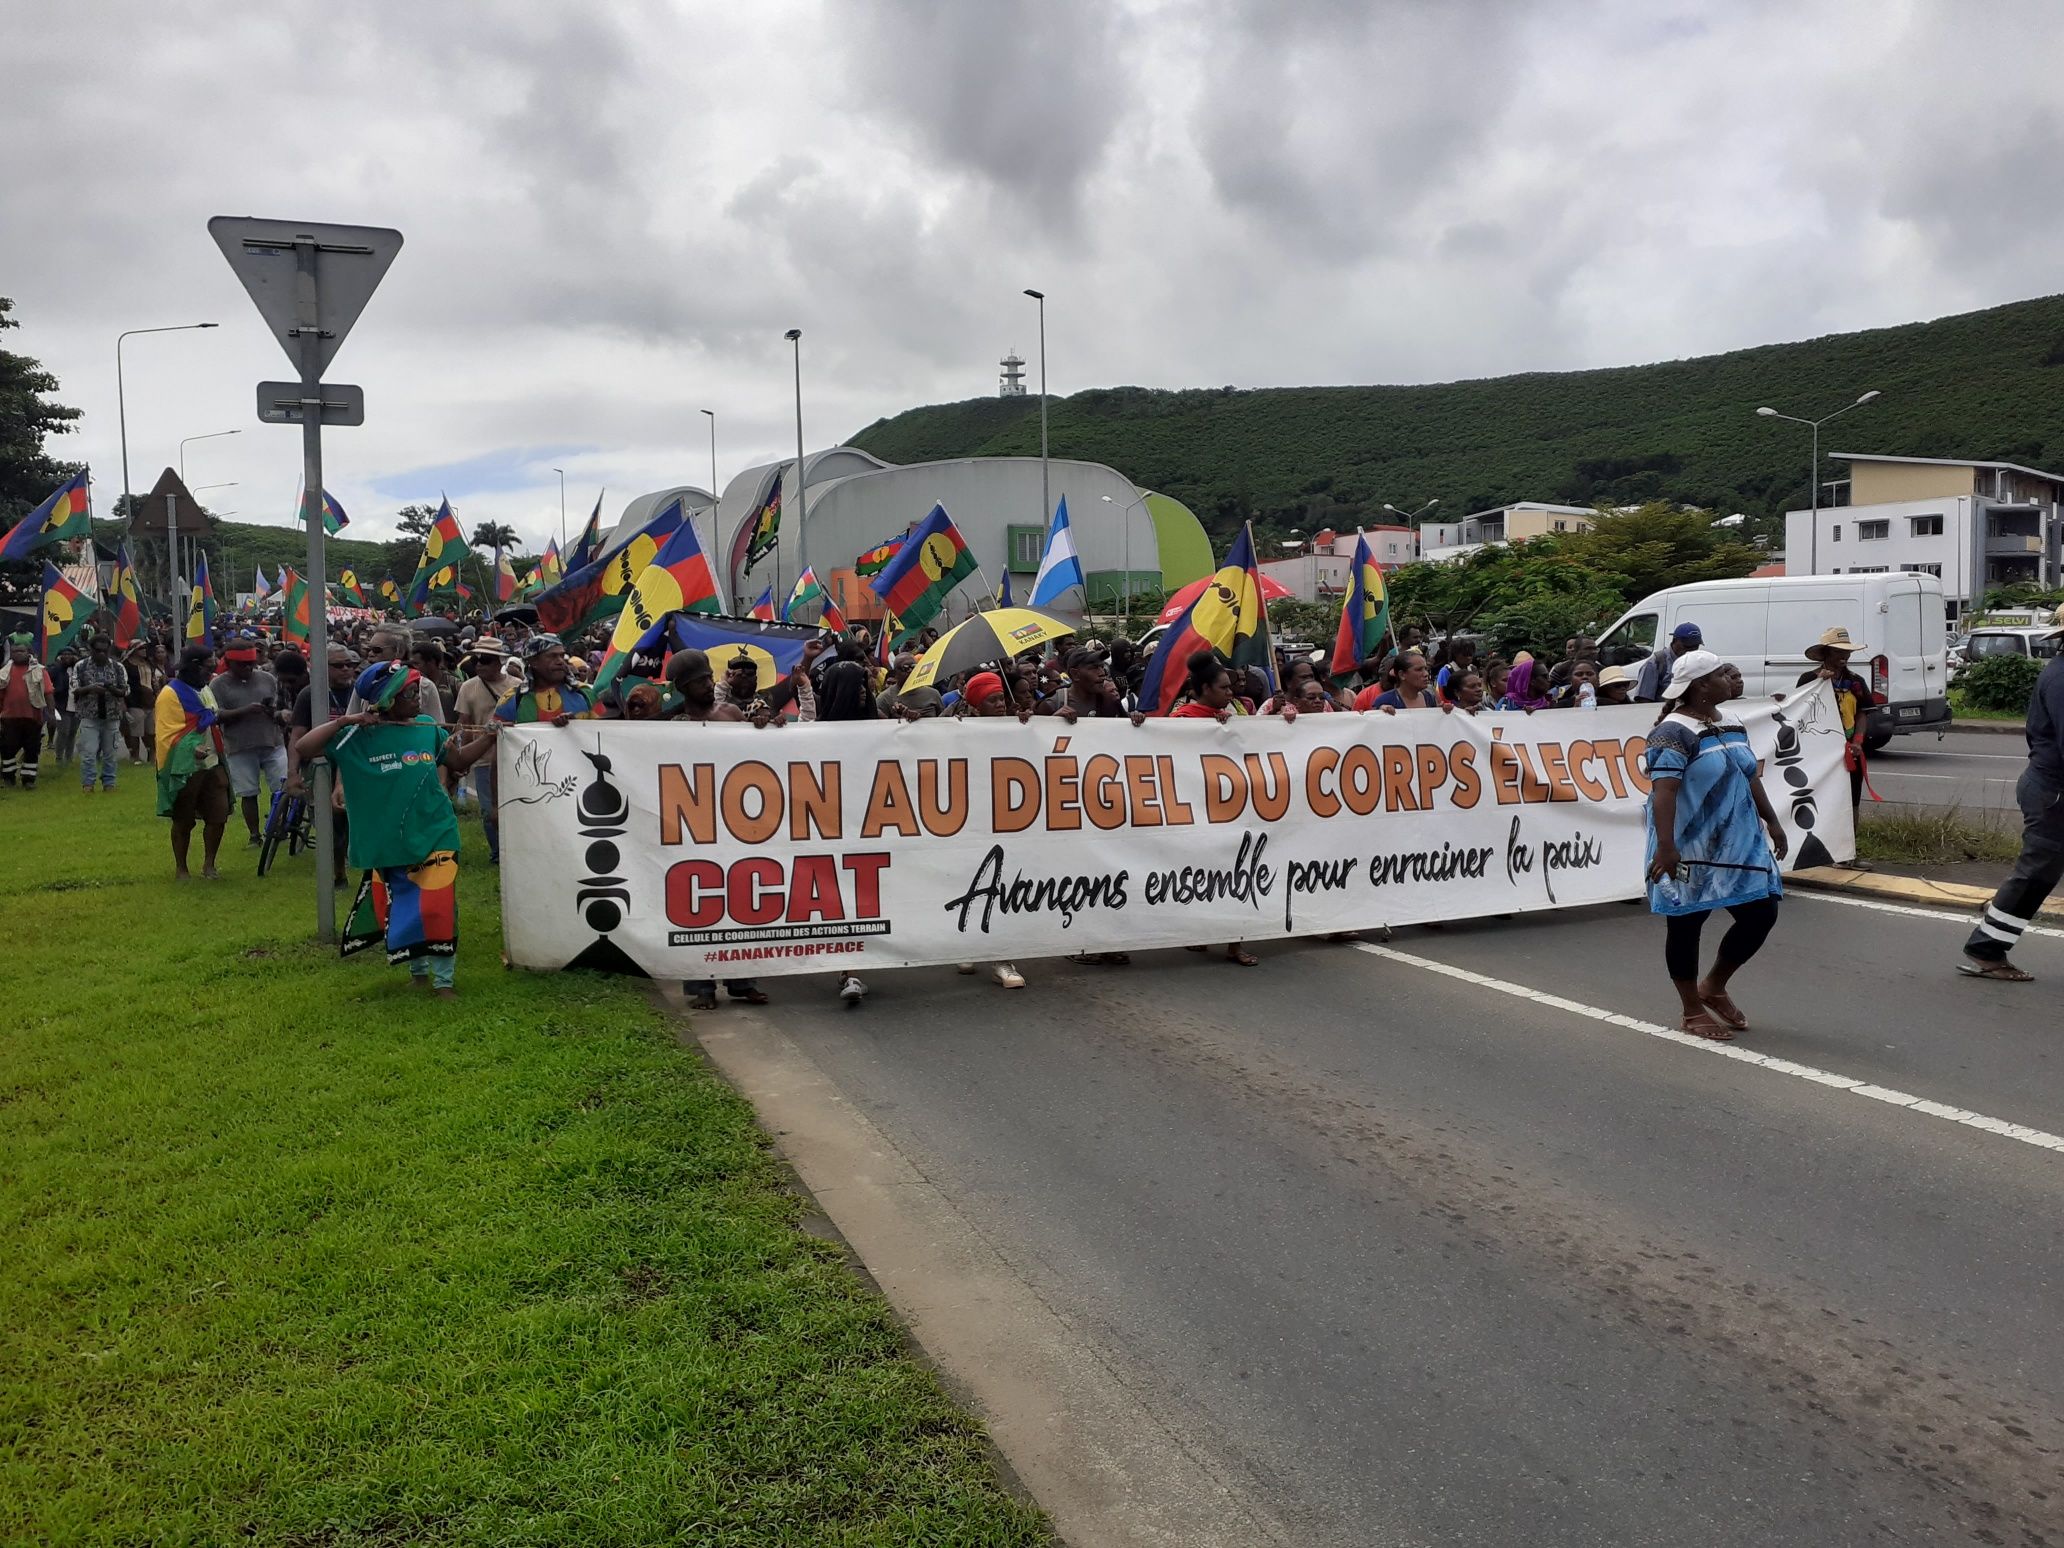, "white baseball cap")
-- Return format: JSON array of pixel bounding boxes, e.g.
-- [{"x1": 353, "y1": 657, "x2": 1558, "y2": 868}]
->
[{"x1": 1660, "y1": 648, "x2": 1724, "y2": 700}]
